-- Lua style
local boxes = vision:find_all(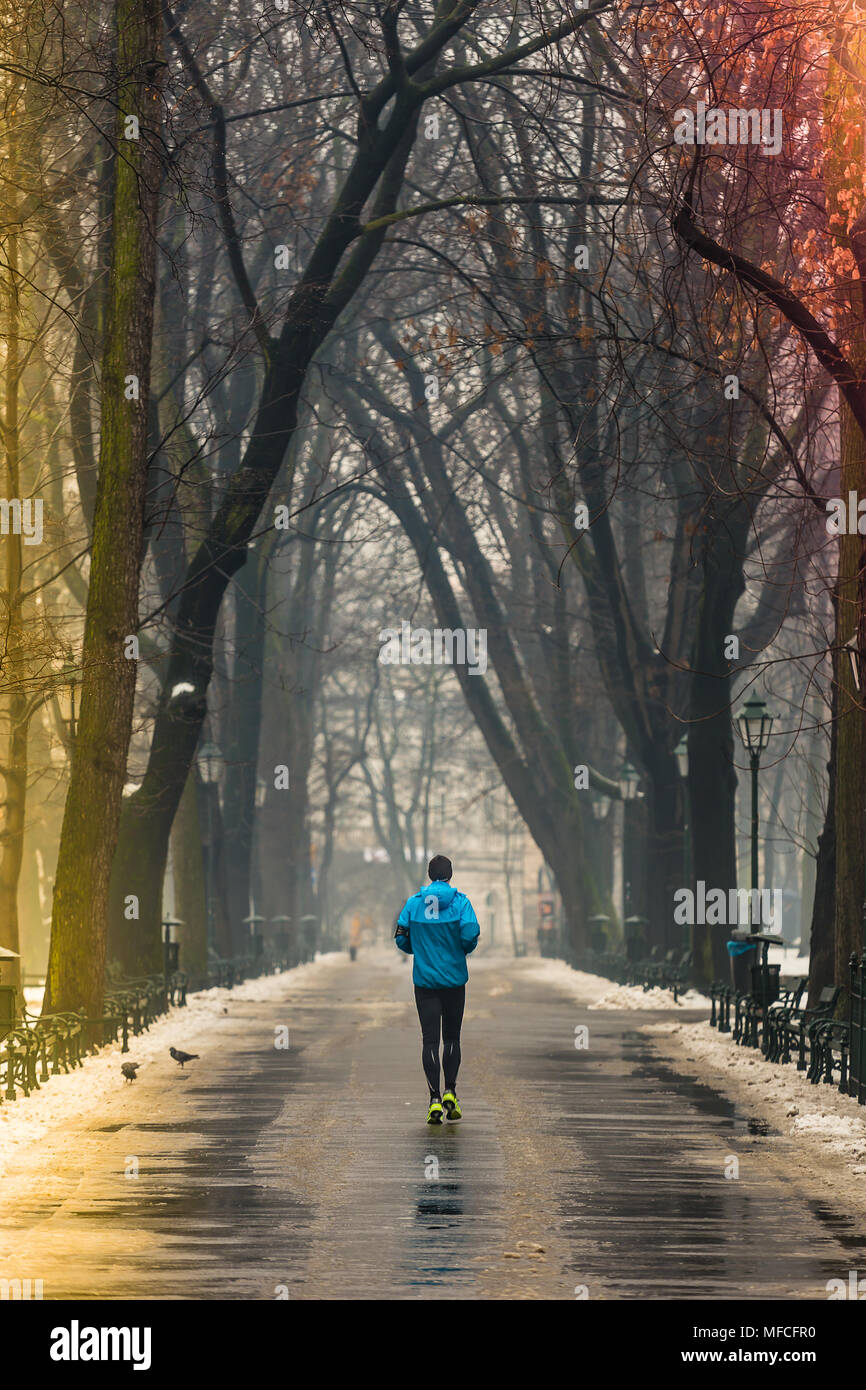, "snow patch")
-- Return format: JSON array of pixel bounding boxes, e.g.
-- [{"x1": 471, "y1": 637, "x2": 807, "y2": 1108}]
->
[
  {"x1": 0, "y1": 953, "x2": 344, "y2": 1175},
  {"x1": 791, "y1": 1113, "x2": 866, "y2": 1143},
  {"x1": 587, "y1": 984, "x2": 708, "y2": 1012},
  {"x1": 511, "y1": 955, "x2": 710, "y2": 1010},
  {"x1": 649, "y1": 1015, "x2": 866, "y2": 1177}
]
